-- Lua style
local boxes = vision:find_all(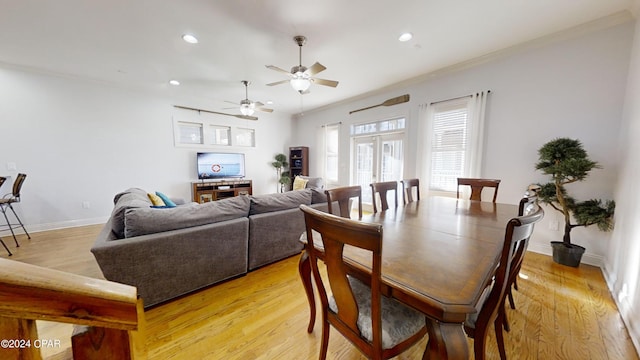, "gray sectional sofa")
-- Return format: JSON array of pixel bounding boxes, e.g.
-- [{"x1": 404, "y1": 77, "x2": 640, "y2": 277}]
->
[{"x1": 91, "y1": 186, "x2": 327, "y2": 308}]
